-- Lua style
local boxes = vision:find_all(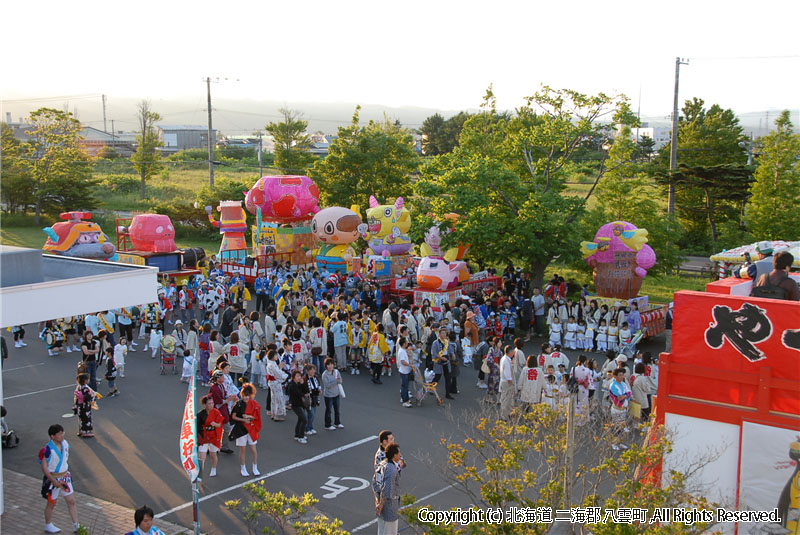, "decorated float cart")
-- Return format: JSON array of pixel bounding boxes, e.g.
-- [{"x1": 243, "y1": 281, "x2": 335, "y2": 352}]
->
[
  {"x1": 641, "y1": 272, "x2": 800, "y2": 535},
  {"x1": 42, "y1": 212, "x2": 117, "y2": 260},
  {"x1": 711, "y1": 240, "x2": 800, "y2": 279},
  {"x1": 581, "y1": 221, "x2": 667, "y2": 339},
  {"x1": 209, "y1": 175, "x2": 320, "y2": 283},
  {"x1": 114, "y1": 214, "x2": 202, "y2": 285}
]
